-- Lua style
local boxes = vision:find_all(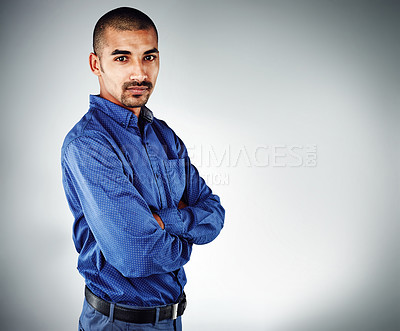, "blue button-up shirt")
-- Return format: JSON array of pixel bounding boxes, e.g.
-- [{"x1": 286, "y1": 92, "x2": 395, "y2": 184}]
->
[{"x1": 61, "y1": 95, "x2": 225, "y2": 307}]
